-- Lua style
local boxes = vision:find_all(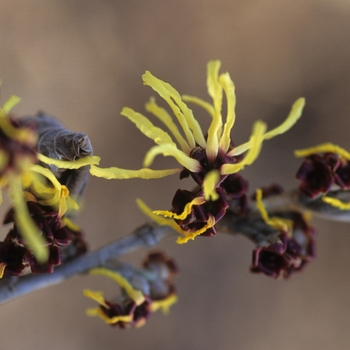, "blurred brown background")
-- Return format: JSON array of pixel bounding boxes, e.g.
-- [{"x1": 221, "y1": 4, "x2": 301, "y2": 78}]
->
[{"x1": 1, "y1": 1, "x2": 350, "y2": 349}]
